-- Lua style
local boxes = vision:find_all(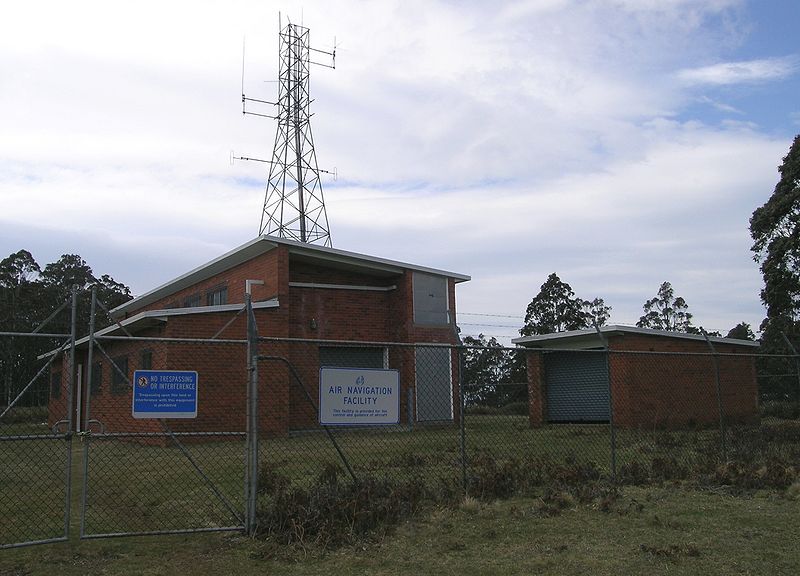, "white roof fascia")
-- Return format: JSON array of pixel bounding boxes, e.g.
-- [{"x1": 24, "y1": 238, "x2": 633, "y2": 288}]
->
[
  {"x1": 111, "y1": 237, "x2": 277, "y2": 318},
  {"x1": 112, "y1": 235, "x2": 469, "y2": 318},
  {"x1": 64, "y1": 299, "x2": 280, "y2": 351},
  {"x1": 512, "y1": 324, "x2": 760, "y2": 349}
]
